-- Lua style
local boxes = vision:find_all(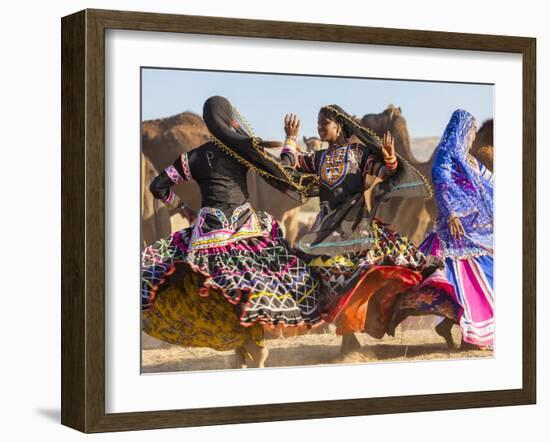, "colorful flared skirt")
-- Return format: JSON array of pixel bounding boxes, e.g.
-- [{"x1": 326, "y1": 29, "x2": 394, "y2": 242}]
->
[
  {"x1": 390, "y1": 233, "x2": 494, "y2": 347},
  {"x1": 142, "y1": 272, "x2": 264, "y2": 351},
  {"x1": 142, "y1": 204, "x2": 324, "y2": 329},
  {"x1": 445, "y1": 254, "x2": 494, "y2": 346},
  {"x1": 388, "y1": 268, "x2": 462, "y2": 336},
  {"x1": 304, "y1": 219, "x2": 428, "y2": 336}
]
